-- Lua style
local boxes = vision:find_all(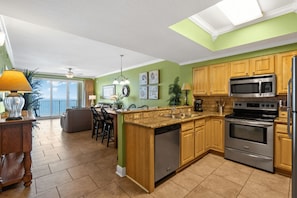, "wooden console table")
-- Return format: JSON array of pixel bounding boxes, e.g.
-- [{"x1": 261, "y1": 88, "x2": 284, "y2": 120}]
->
[{"x1": 0, "y1": 118, "x2": 35, "y2": 191}]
